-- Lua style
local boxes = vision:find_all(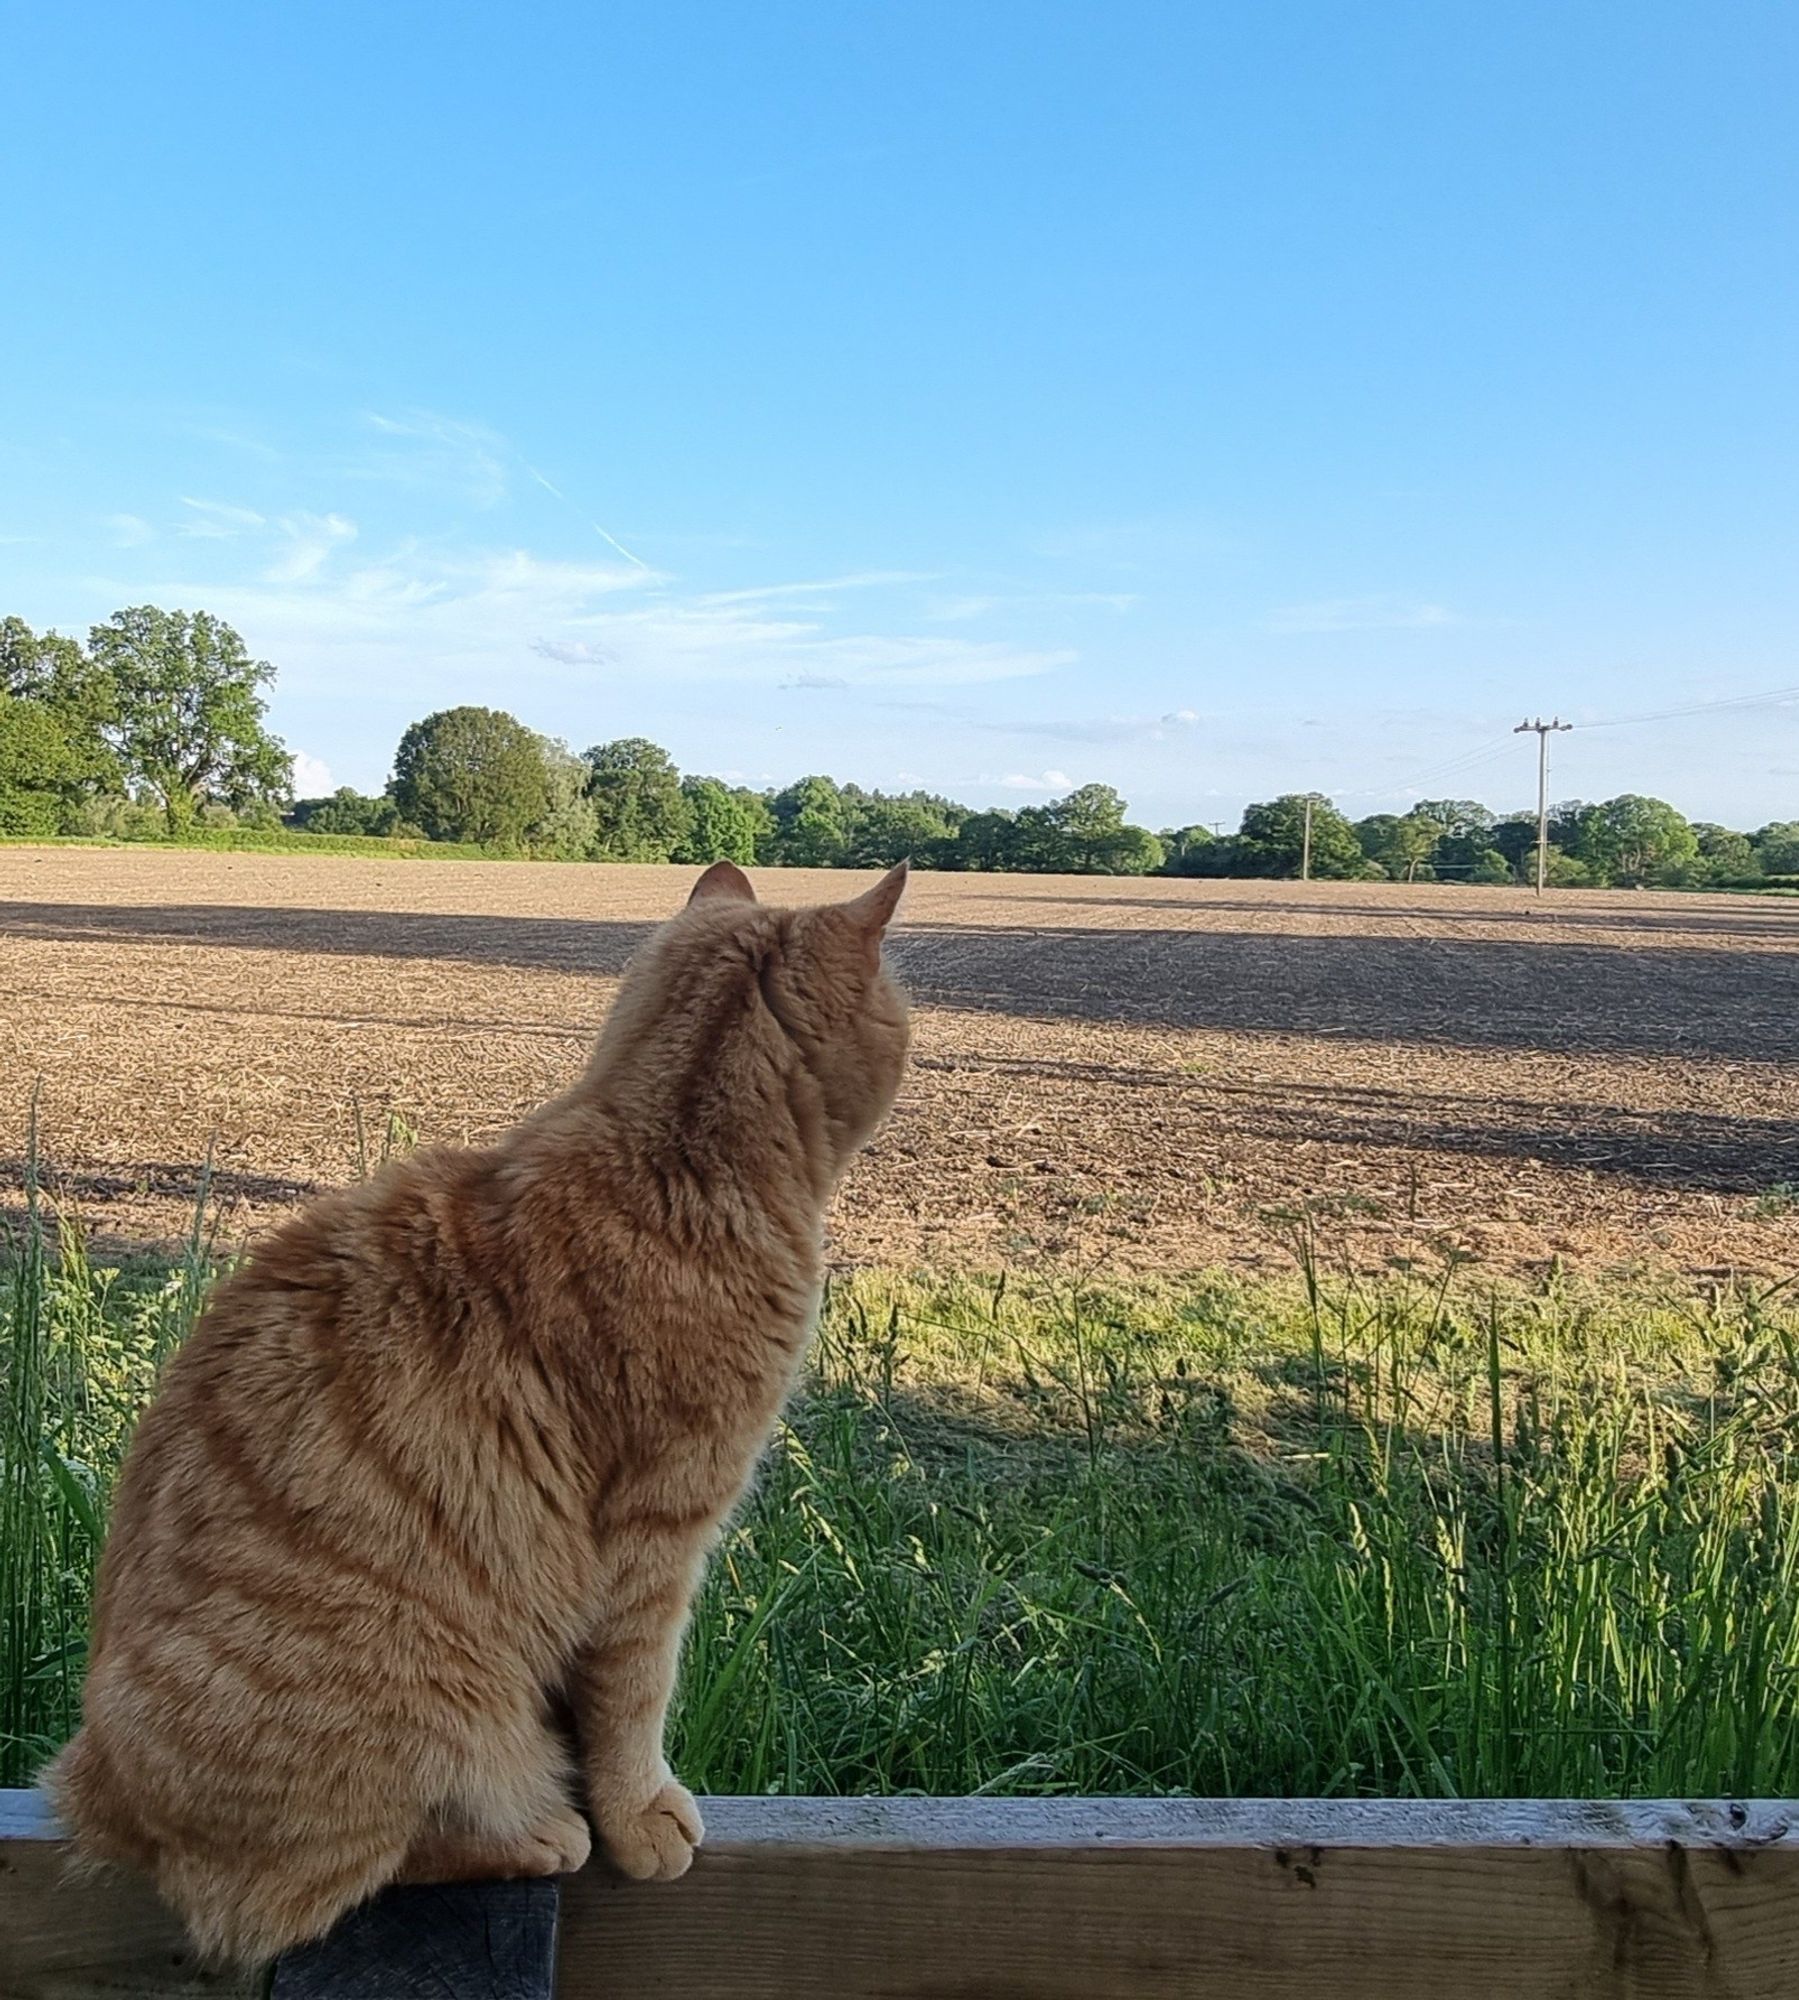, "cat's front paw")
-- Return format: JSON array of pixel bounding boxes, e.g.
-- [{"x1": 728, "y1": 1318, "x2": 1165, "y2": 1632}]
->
[{"x1": 596, "y1": 1778, "x2": 704, "y2": 1882}]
